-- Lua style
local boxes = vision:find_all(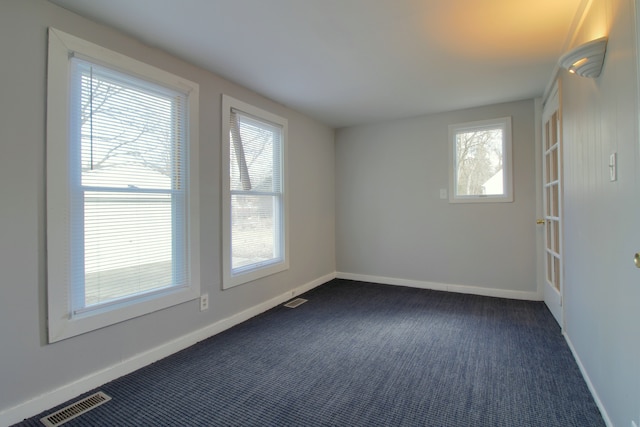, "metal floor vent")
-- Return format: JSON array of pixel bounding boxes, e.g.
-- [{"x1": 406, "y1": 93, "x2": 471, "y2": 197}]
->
[
  {"x1": 40, "y1": 392, "x2": 111, "y2": 427},
  {"x1": 284, "y1": 298, "x2": 308, "y2": 308}
]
